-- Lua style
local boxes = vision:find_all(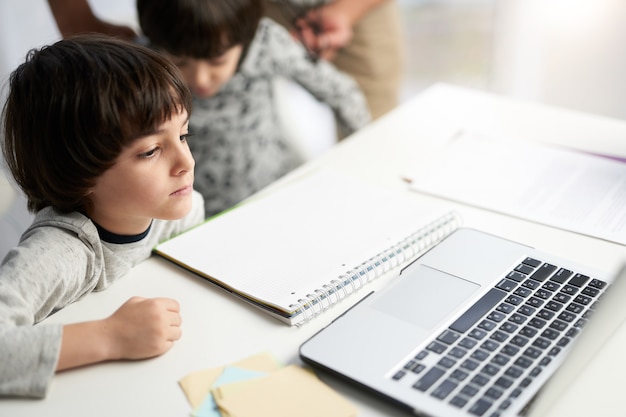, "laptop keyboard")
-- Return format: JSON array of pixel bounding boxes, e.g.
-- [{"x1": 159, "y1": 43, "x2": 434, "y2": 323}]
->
[{"x1": 390, "y1": 257, "x2": 608, "y2": 417}]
